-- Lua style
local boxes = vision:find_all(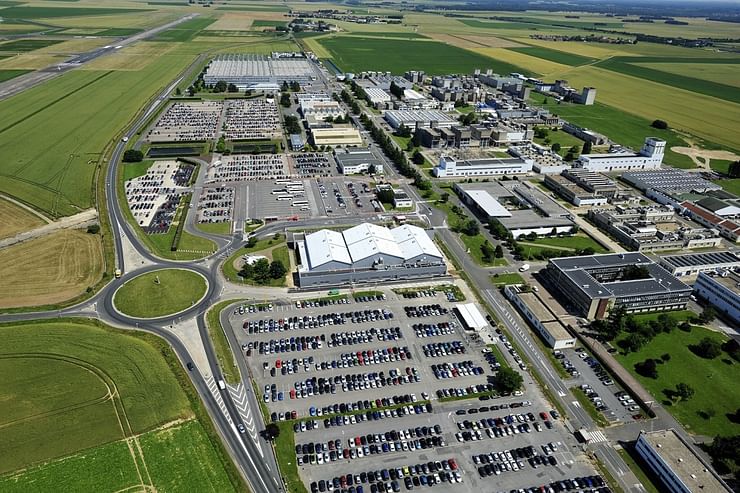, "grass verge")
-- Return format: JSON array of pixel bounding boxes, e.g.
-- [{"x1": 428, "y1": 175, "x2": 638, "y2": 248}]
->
[
  {"x1": 572, "y1": 387, "x2": 610, "y2": 427},
  {"x1": 206, "y1": 300, "x2": 241, "y2": 385}
]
